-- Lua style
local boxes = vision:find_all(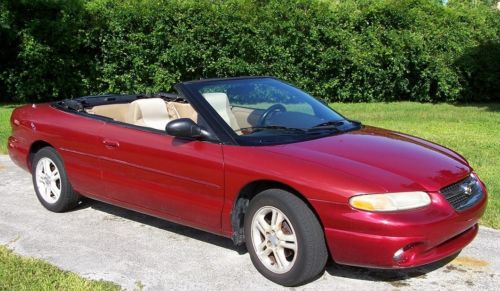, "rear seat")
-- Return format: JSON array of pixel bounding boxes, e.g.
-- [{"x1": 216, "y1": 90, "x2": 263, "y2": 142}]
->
[
  {"x1": 88, "y1": 99, "x2": 200, "y2": 129},
  {"x1": 88, "y1": 103, "x2": 130, "y2": 122}
]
